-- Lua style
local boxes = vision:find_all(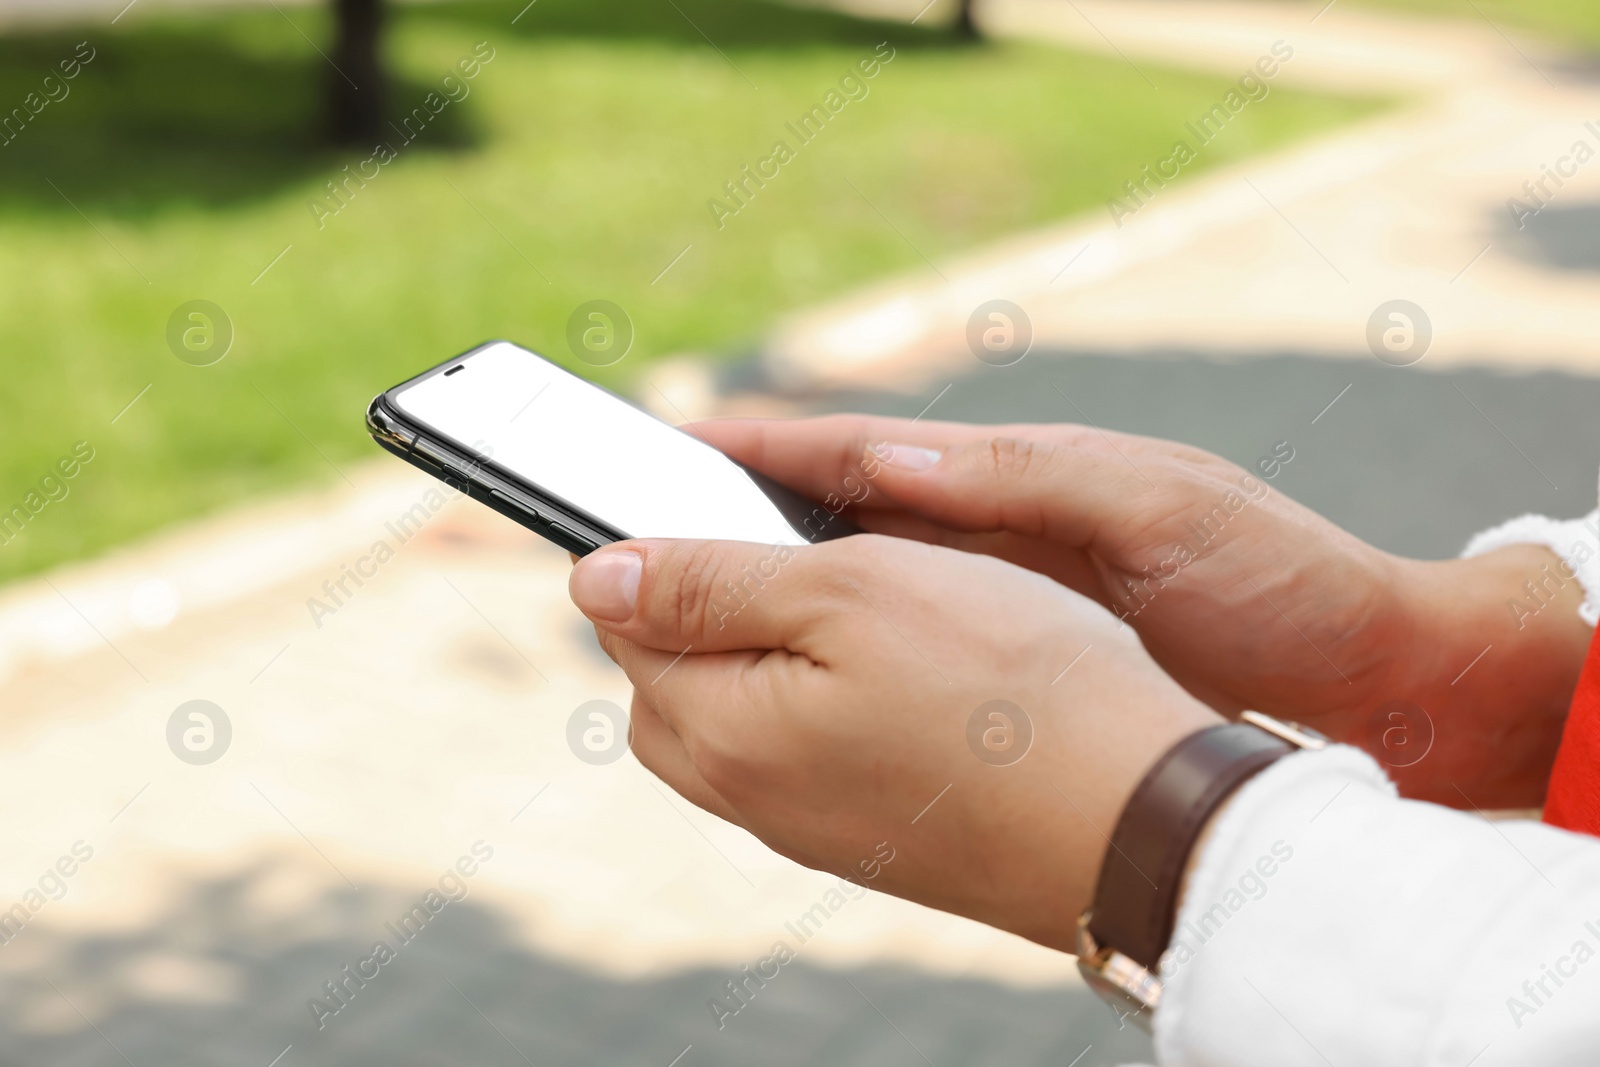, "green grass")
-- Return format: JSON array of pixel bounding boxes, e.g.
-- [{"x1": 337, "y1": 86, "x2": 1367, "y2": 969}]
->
[
  {"x1": 1351, "y1": 0, "x2": 1600, "y2": 47},
  {"x1": 0, "y1": 0, "x2": 1383, "y2": 582}
]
